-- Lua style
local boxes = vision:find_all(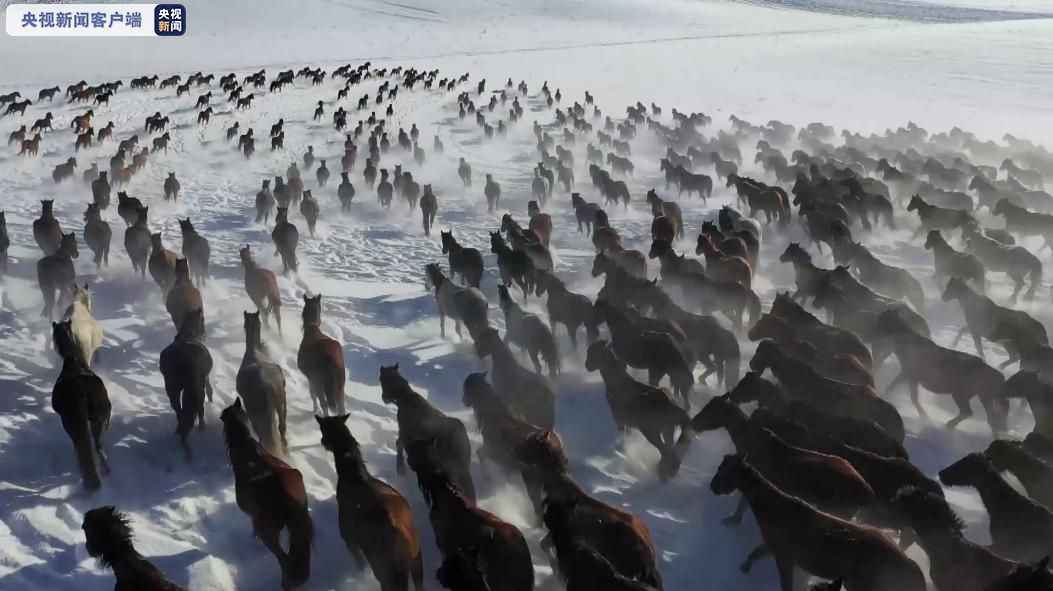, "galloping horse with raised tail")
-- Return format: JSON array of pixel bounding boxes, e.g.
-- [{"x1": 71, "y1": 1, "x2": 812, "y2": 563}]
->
[
  {"x1": 379, "y1": 364, "x2": 476, "y2": 502},
  {"x1": 236, "y1": 312, "x2": 288, "y2": 457},
  {"x1": 240, "y1": 246, "x2": 282, "y2": 332},
  {"x1": 52, "y1": 320, "x2": 111, "y2": 490},
  {"x1": 222, "y1": 399, "x2": 312, "y2": 590},
  {"x1": 317, "y1": 415, "x2": 423, "y2": 591},
  {"x1": 160, "y1": 308, "x2": 213, "y2": 461},
  {"x1": 298, "y1": 295, "x2": 346, "y2": 416}
]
